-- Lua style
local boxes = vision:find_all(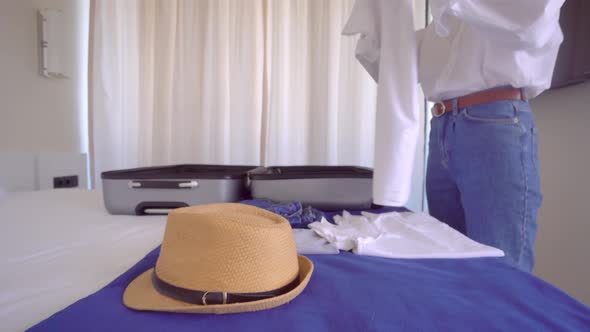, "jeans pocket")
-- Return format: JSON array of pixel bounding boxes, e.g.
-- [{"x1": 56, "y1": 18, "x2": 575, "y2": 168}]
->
[{"x1": 462, "y1": 101, "x2": 520, "y2": 124}]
